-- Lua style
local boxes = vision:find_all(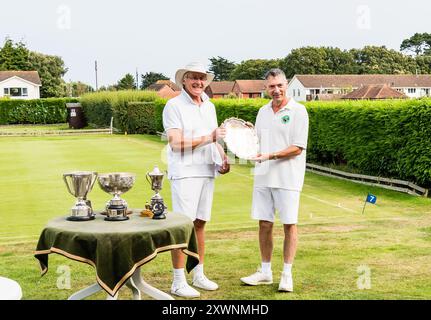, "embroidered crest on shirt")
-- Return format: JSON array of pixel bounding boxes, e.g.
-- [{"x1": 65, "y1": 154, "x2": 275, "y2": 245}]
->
[{"x1": 281, "y1": 115, "x2": 290, "y2": 124}]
